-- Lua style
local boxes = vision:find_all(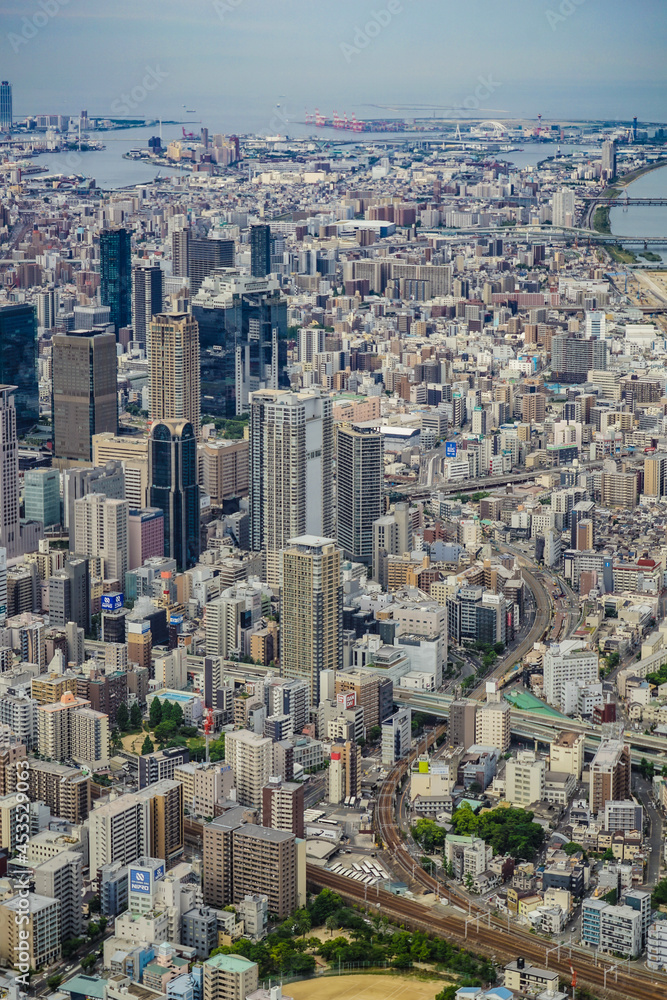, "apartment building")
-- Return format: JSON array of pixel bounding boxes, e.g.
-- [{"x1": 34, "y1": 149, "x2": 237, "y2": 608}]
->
[
  {"x1": 231, "y1": 824, "x2": 302, "y2": 919},
  {"x1": 0, "y1": 894, "x2": 61, "y2": 969},
  {"x1": 224, "y1": 730, "x2": 273, "y2": 811},
  {"x1": 475, "y1": 700, "x2": 511, "y2": 751},
  {"x1": 505, "y1": 751, "x2": 546, "y2": 807}
]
